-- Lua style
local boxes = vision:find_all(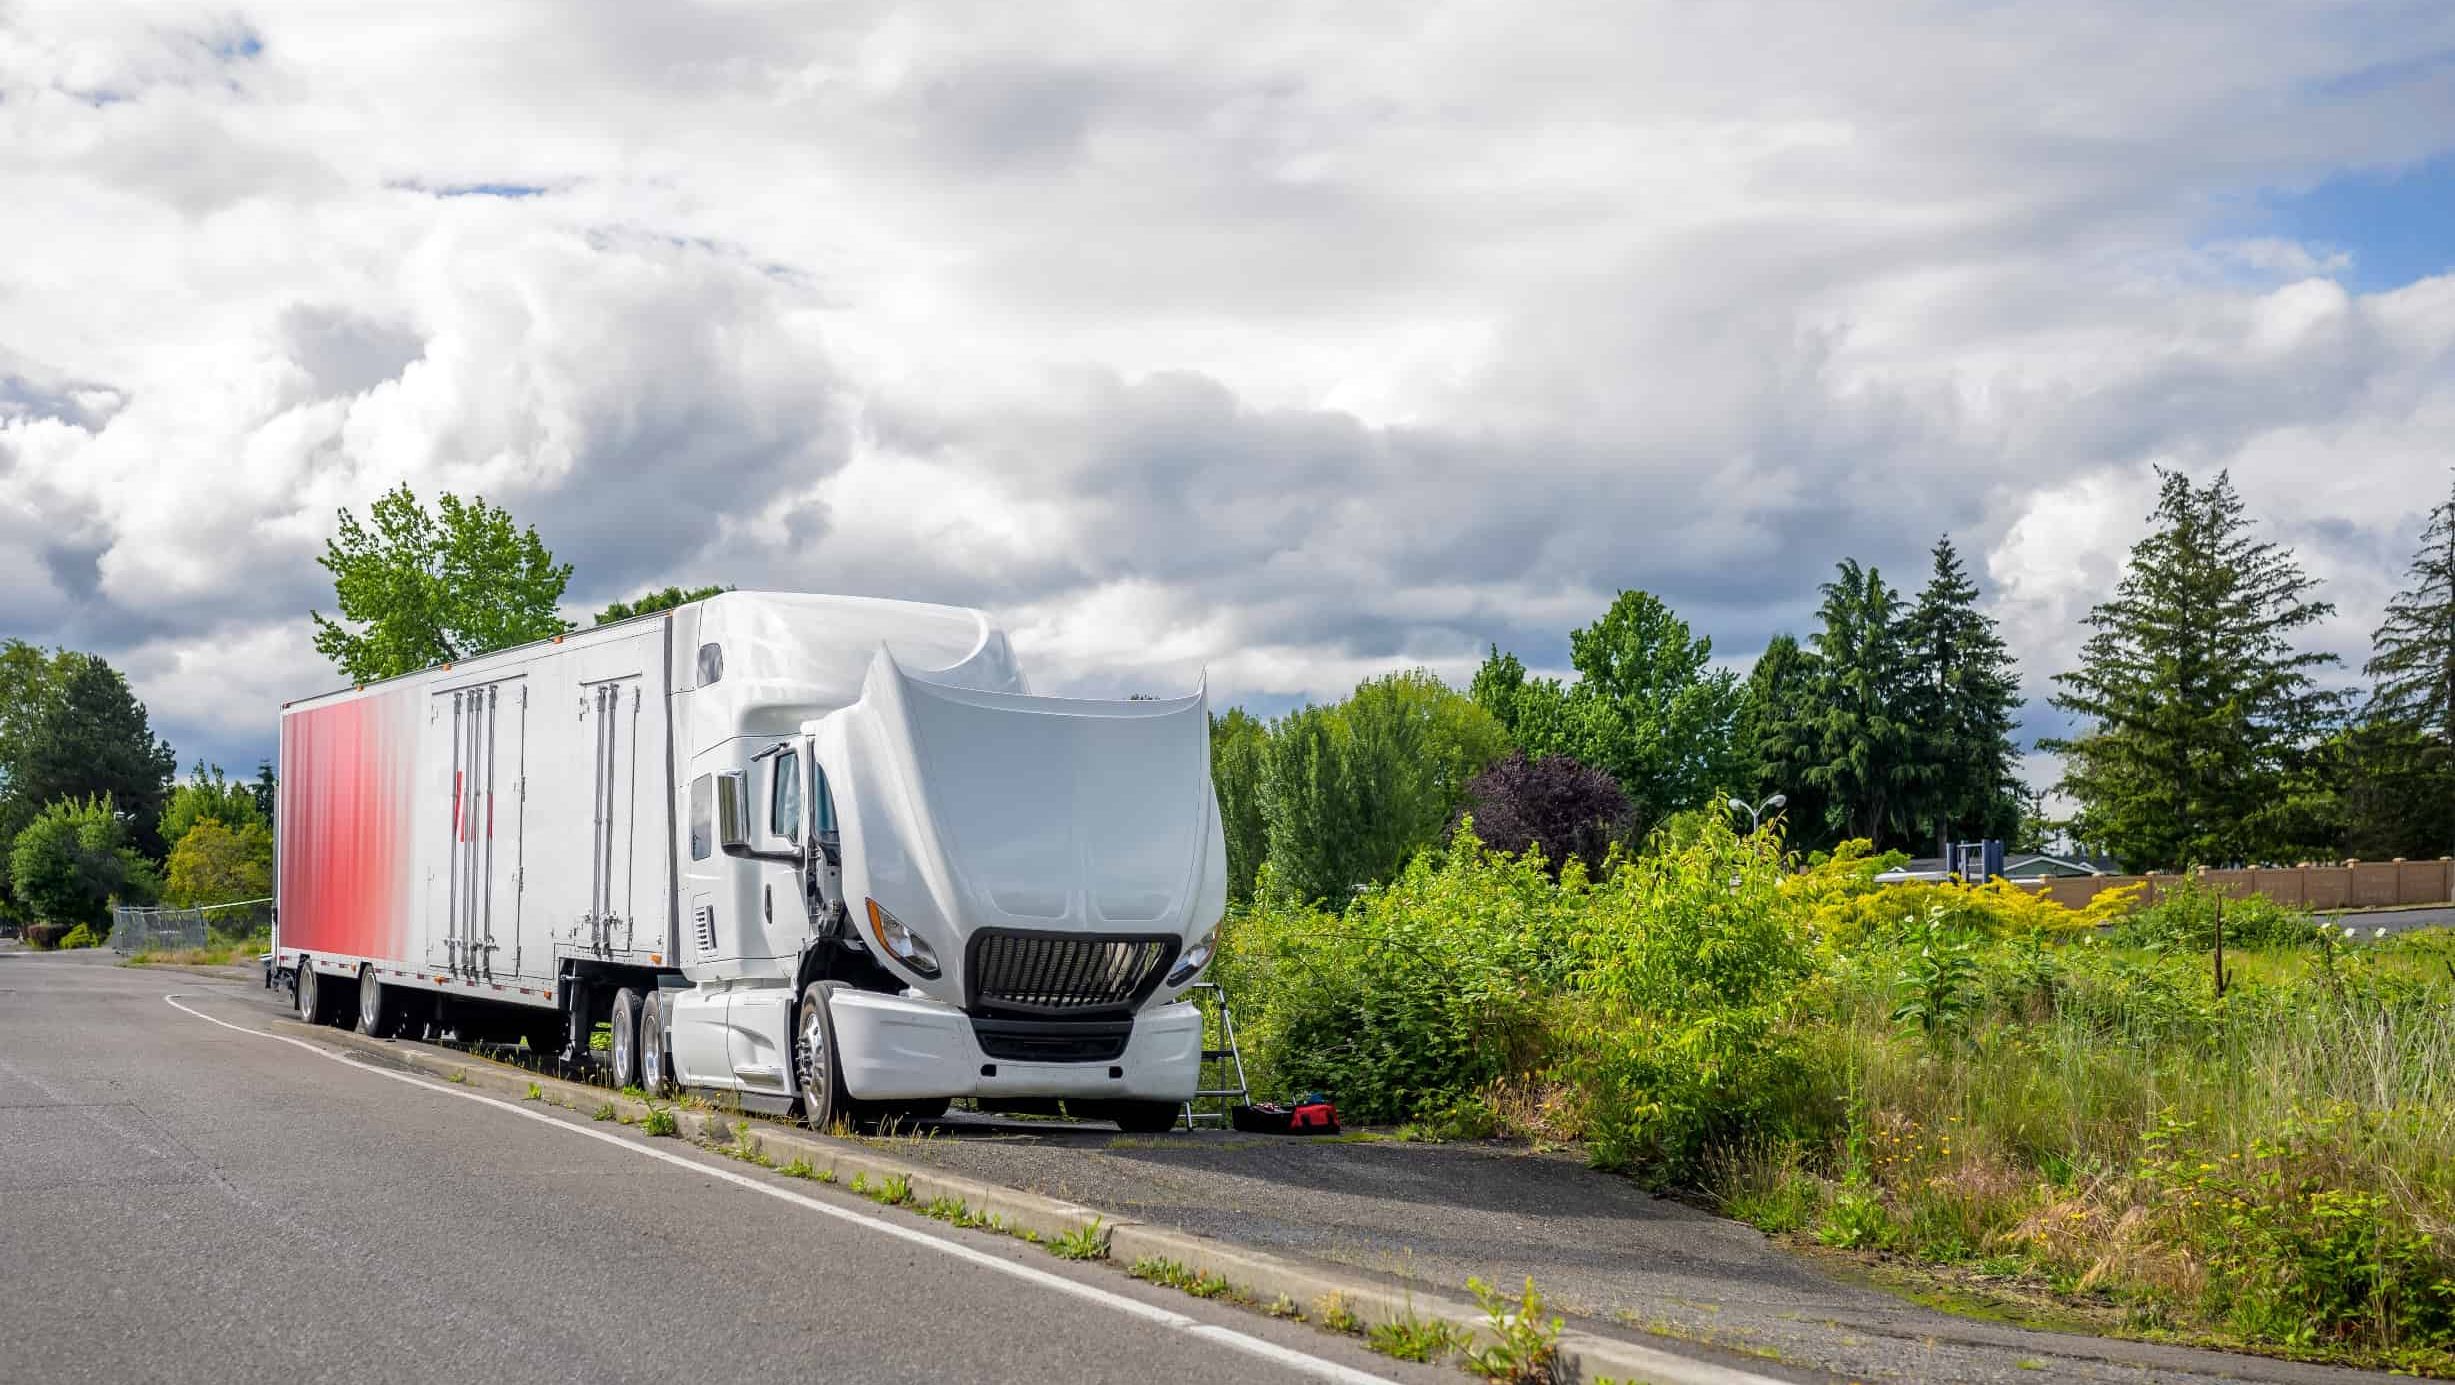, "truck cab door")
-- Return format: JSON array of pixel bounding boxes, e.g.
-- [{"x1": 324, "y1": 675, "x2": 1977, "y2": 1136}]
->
[{"x1": 752, "y1": 739, "x2": 821, "y2": 958}]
